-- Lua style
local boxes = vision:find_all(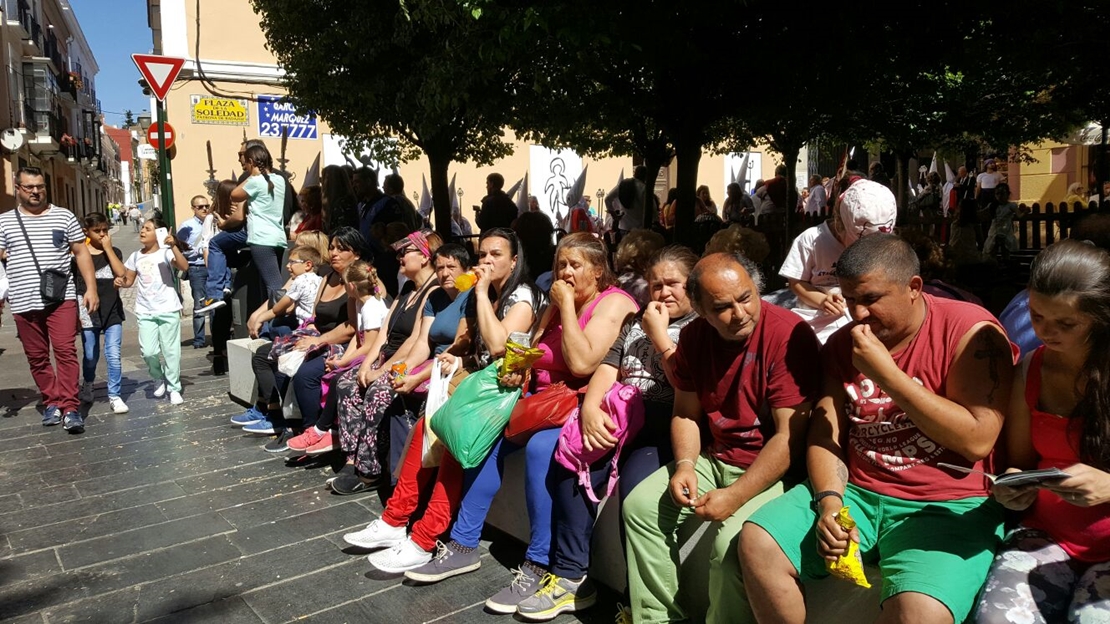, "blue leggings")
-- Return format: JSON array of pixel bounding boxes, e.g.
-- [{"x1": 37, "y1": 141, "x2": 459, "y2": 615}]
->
[
  {"x1": 450, "y1": 428, "x2": 560, "y2": 566},
  {"x1": 250, "y1": 244, "x2": 286, "y2": 303}
]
